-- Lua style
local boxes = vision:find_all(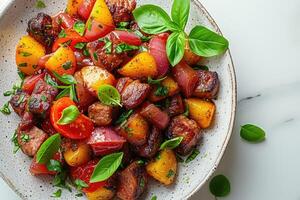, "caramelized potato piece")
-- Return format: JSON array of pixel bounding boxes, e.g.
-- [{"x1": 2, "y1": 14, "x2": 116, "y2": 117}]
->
[
  {"x1": 117, "y1": 113, "x2": 149, "y2": 146},
  {"x1": 185, "y1": 98, "x2": 216, "y2": 128},
  {"x1": 45, "y1": 46, "x2": 76, "y2": 75},
  {"x1": 183, "y1": 42, "x2": 202, "y2": 66},
  {"x1": 86, "y1": 187, "x2": 115, "y2": 200},
  {"x1": 193, "y1": 70, "x2": 220, "y2": 99},
  {"x1": 146, "y1": 149, "x2": 177, "y2": 185},
  {"x1": 87, "y1": 0, "x2": 114, "y2": 27},
  {"x1": 88, "y1": 102, "x2": 116, "y2": 126},
  {"x1": 118, "y1": 52, "x2": 157, "y2": 79},
  {"x1": 149, "y1": 76, "x2": 180, "y2": 102},
  {"x1": 81, "y1": 66, "x2": 116, "y2": 96},
  {"x1": 64, "y1": 142, "x2": 92, "y2": 167},
  {"x1": 66, "y1": 0, "x2": 83, "y2": 16},
  {"x1": 16, "y1": 35, "x2": 45, "y2": 75}
]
